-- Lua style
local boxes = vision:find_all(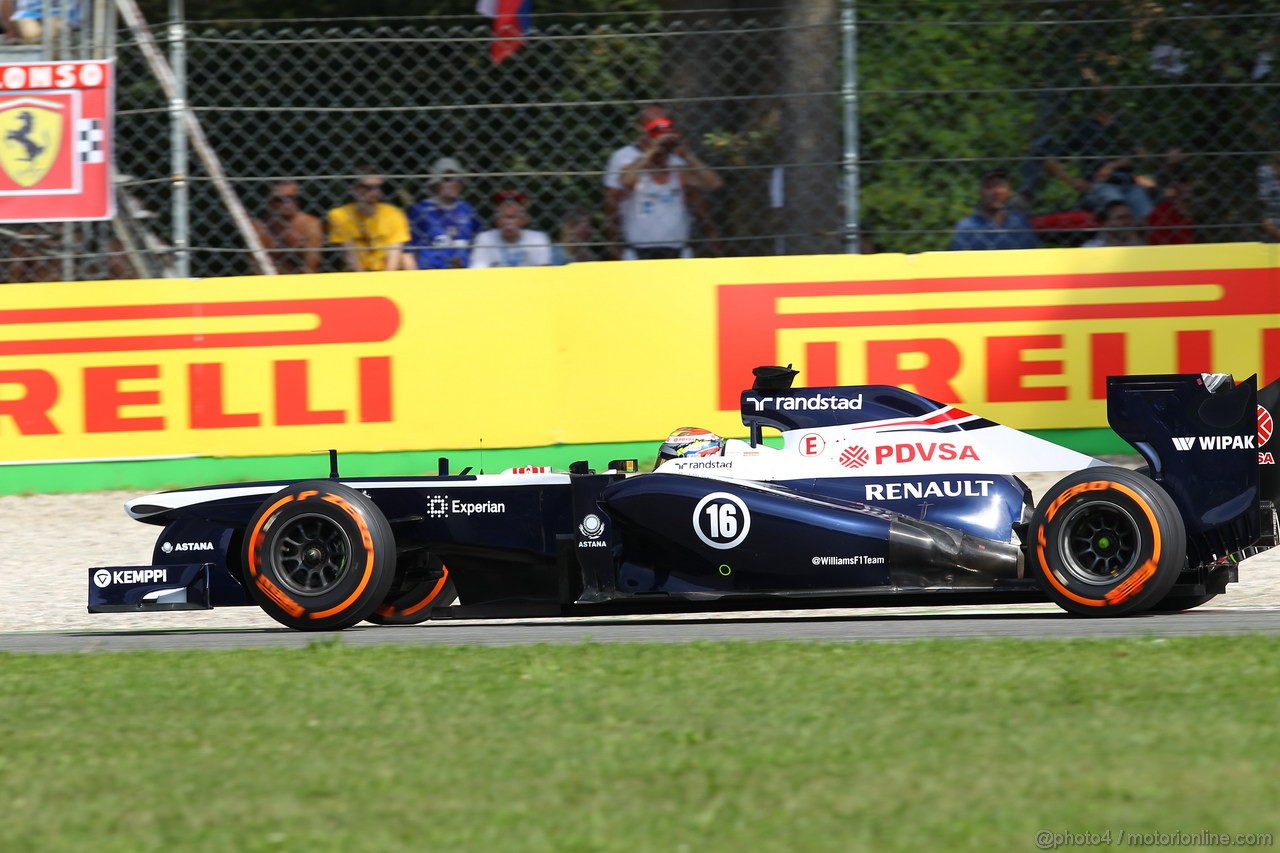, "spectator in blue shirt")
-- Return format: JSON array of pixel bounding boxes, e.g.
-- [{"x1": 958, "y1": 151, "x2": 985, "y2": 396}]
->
[
  {"x1": 407, "y1": 157, "x2": 484, "y2": 269},
  {"x1": 950, "y1": 168, "x2": 1041, "y2": 251}
]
